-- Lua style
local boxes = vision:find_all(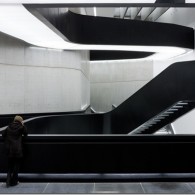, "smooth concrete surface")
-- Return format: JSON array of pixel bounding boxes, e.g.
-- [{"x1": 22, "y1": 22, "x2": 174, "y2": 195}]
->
[
  {"x1": 0, "y1": 32, "x2": 90, "y2": 114},
  {"x1": 90, "y1": 60, "x2": 152, "y2": 83},
  {"x1": 157, "y1": 7, "x2": 195, "y2": 28},
  {"x1": 91, "y1": 81, "x2": 149, "y2": 112},
  {"x1": 0, "y1": 182, "x2": 195, "y2": 193},
  {"x1": 90, "y1": 59, "x2": 153, "y2": 112},
  {"x1": 80, "y1": 72, "x2": 90, "y2": 109}
]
